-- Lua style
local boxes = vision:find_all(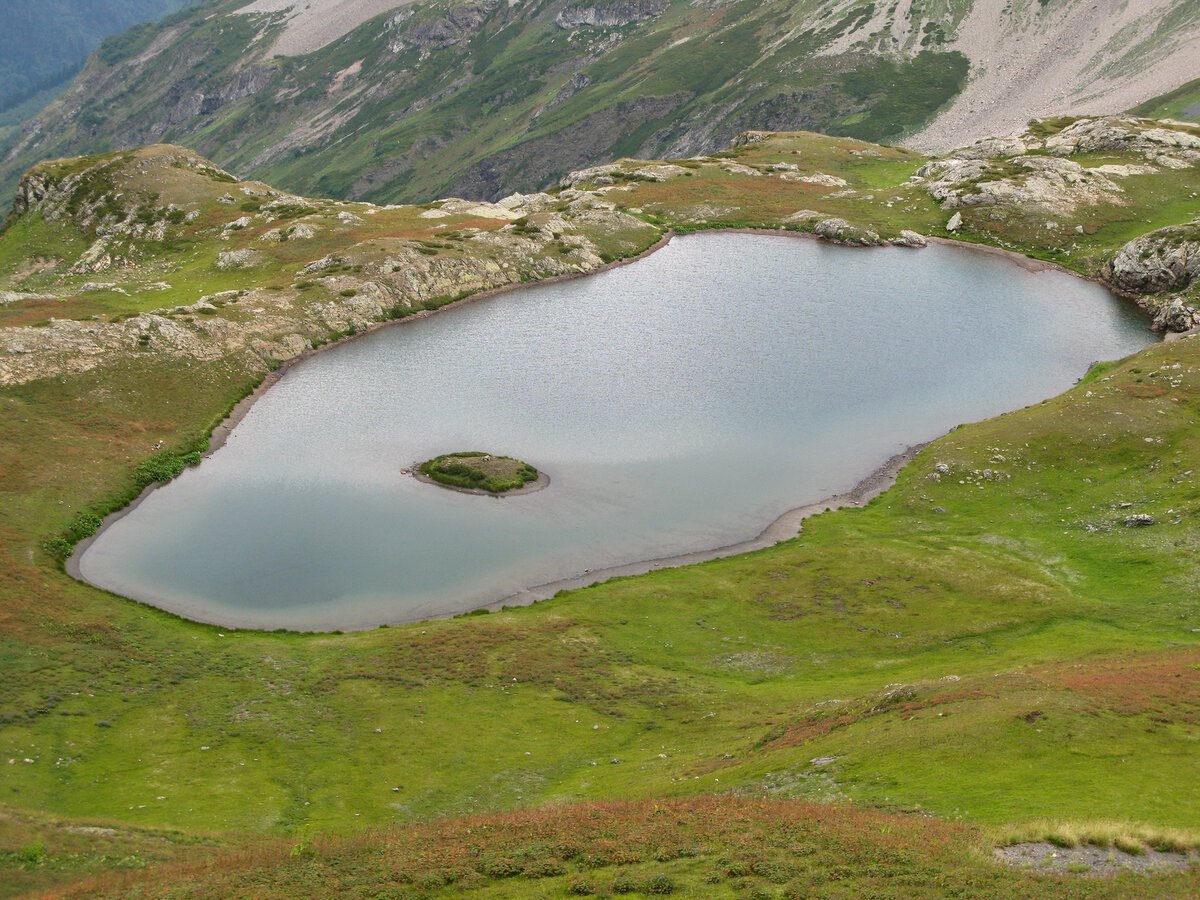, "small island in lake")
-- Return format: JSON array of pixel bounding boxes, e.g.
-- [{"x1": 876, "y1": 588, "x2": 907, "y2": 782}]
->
[{"x1": 414, "y1": 451, "x2": 548, "y2": 496}]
